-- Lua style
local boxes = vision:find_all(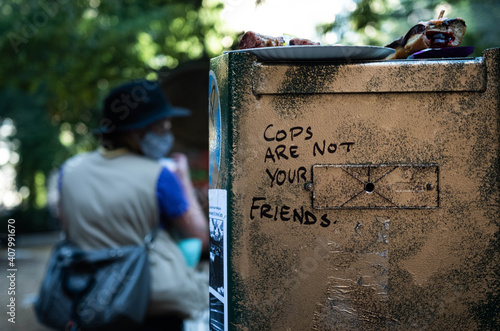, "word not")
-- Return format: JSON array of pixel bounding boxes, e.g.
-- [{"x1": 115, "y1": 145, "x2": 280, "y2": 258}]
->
[
  {"x1": 250, "y1": 197, "x2": 336, "y2": 227},
  {"x1": 265, "y1": 166, "x2": 307, "y2": 187},
  {"x1": 313, "y1": 141, "x2": 355, "y2": 157},
  {"x1": 6, "y1": 219, "x2": 16, "y2": 324}
]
